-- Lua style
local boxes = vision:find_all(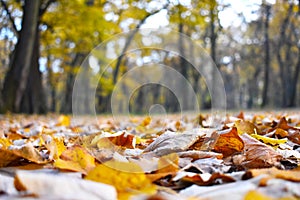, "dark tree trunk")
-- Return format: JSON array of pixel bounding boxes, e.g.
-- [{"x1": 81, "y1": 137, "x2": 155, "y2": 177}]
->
[
  {"x1": 2, "y1": 0, "x2": 41, "y2": 113},
  {"x1": 21, "y1": 29, "x2": 46, "y2": 113},
  {"x1": 178, "y1": 22, "x2": 189, "y2": 110},
  {"x1": 261, "y1": 4, "x2": 271, "y2": 107}
]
